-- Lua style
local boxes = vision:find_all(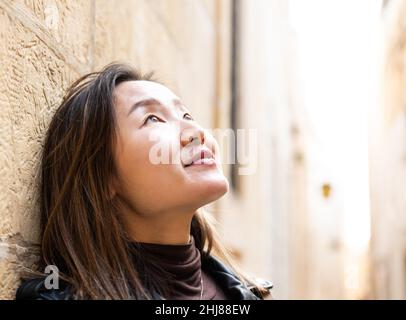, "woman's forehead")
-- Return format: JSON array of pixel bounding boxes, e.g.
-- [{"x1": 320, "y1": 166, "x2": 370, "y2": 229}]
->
[{"x1": 114, "y1": 80, "x2": 179, "y2": 105}]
